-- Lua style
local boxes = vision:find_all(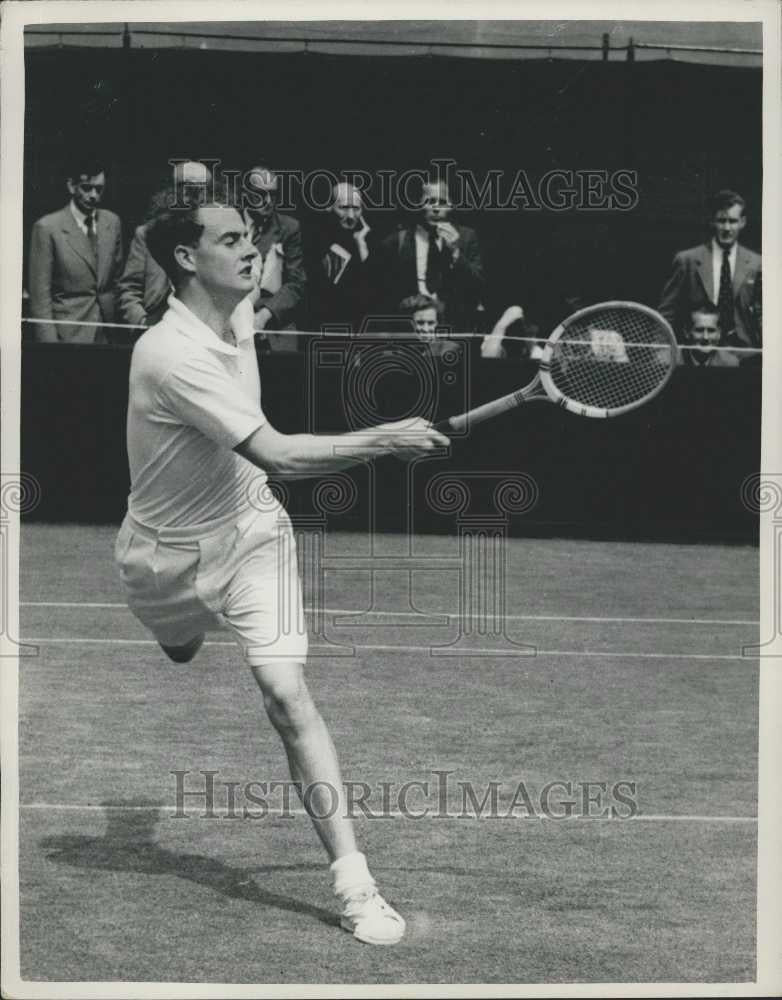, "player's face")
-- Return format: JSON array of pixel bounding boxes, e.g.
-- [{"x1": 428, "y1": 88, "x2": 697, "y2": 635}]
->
[
  {"x1": 421, "y1": 183, "x2": 452, "y2": 225},
  {"x1": 190, "y1": 205, "x2": 258, "y2": 298},
  {"x1": 67, "y1": 172, "x2": 106, "y2": 214},
  {"x1": 332, "y1": 190, "x2": 362, "y2": 230},
  {"x1": 711, "y1": 204, "x2": 746, "y2": 248},
  {"x1": 245, "y1": 169, "x2": 278, "y2": 220},
  {"x1": 413, "y1": 307, "x2": 439, "y2": 342},
  {"x1": 690, "y1": 314, "x2": 721, "y2": 349}
]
